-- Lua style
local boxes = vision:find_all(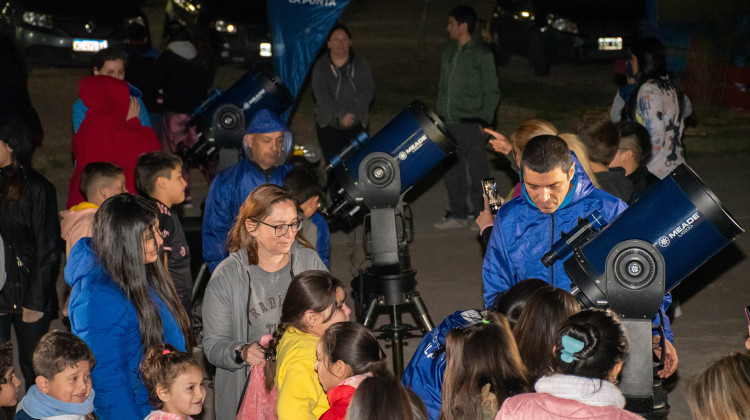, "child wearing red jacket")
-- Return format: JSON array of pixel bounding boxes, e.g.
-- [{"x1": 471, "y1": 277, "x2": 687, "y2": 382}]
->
[
  {"x1": 315, "y1": 322, "x2": 387, "y2": 420},
  {"x1": 67, "y1": 75, "x2": 160, "y2": 208}
]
